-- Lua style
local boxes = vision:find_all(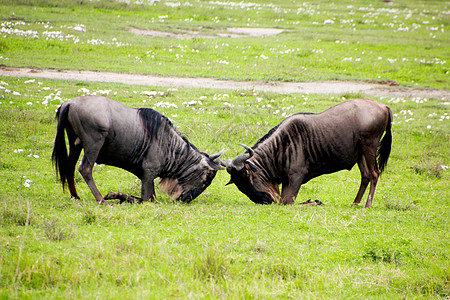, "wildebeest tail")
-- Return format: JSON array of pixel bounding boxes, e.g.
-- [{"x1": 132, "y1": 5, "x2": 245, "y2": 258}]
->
[
  {"x1": 51, "y1": 104, "x2": 71, "y2": 190},
  {"x1": 377, "y1": 106, "x2": 393, "y2": 174}
]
